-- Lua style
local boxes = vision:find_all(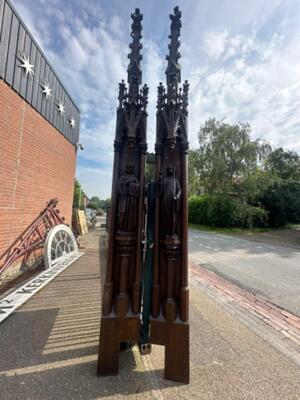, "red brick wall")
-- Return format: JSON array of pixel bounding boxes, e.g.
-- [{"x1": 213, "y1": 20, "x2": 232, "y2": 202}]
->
[{"x1": 0, "y1": 79, "x2": 77, "y2": 256}]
